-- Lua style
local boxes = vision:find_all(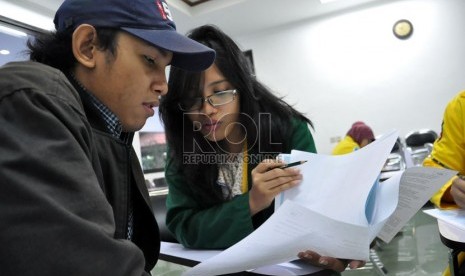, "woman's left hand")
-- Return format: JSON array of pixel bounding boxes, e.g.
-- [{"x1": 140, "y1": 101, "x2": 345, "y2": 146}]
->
[{"x1": 298, "y1": 250, "x2": 366, "y2": 272}]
